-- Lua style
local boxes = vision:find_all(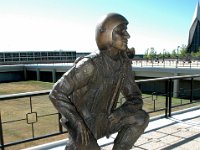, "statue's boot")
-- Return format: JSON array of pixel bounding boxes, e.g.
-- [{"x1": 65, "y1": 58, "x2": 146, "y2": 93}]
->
[{"x1": 65, "y1": 135, "x2": 101, "y2": 150}]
